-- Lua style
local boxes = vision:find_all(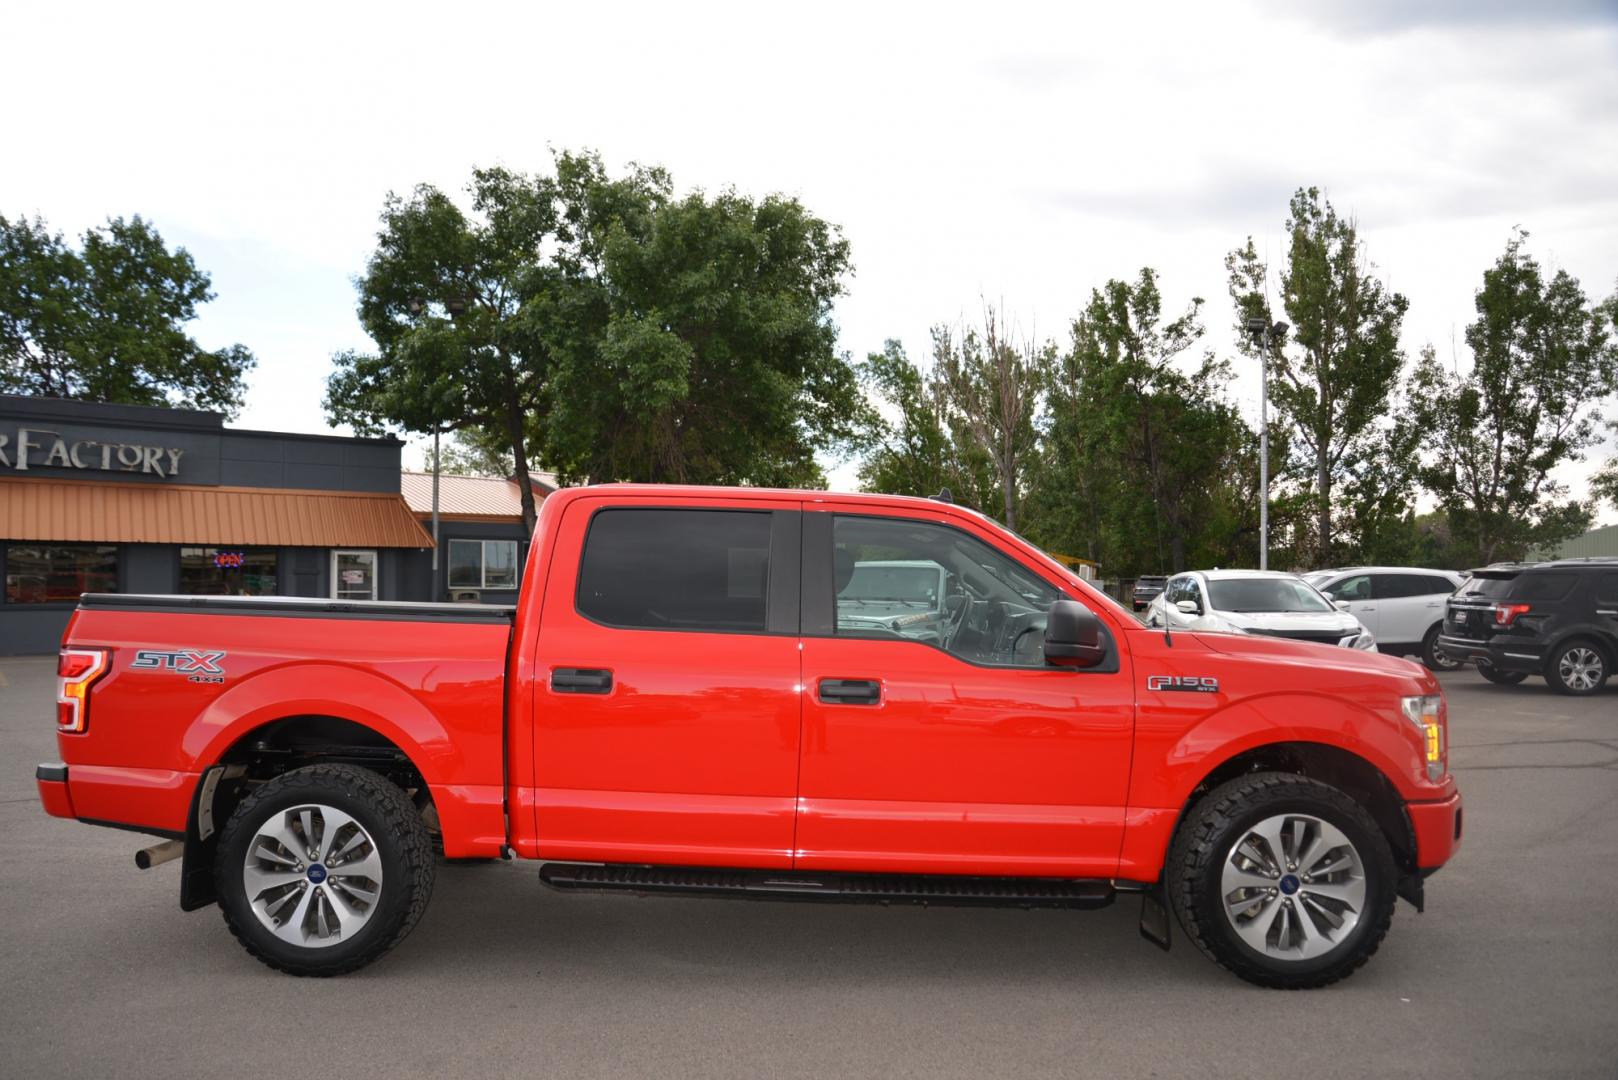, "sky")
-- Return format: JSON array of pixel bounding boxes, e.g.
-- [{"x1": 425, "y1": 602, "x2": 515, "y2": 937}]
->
[{"x1": 4, "y1": 0, "x2": 1617, "y2": 521}]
